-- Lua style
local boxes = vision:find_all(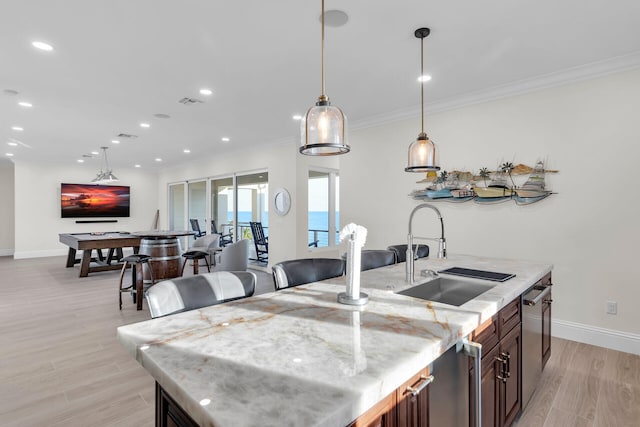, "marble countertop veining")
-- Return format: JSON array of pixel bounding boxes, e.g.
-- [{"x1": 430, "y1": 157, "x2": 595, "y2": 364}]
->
[{"x1": 117, "y1": 254, "x2": 552, "y2": 427}]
